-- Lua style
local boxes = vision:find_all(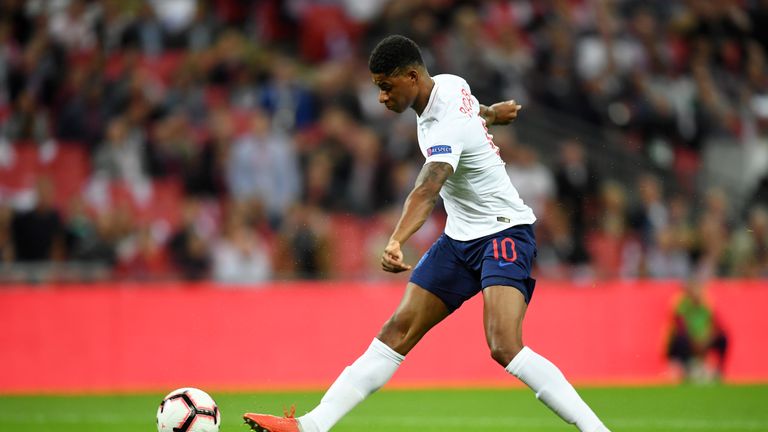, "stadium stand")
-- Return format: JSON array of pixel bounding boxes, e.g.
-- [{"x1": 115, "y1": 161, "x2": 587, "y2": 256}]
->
[{"x1": 0, "y1": 0, "x2": 766, "y2": 282}]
